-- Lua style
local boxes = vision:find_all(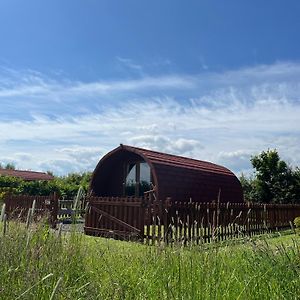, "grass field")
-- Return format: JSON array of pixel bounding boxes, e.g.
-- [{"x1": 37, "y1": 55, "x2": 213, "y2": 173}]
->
[{"x1": 0, "y1": 219, "x2": 300, "y2": 299}]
